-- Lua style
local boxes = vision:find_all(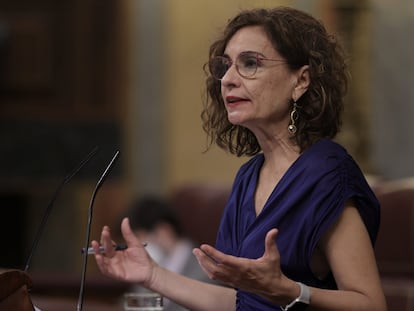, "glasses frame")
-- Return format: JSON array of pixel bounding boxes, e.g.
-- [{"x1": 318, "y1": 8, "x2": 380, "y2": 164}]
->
[{"x1": 209, "y1": 51, "x2": 287, "y2": 80}]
